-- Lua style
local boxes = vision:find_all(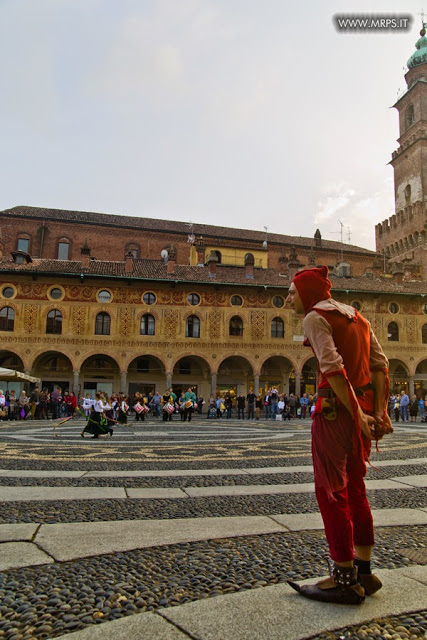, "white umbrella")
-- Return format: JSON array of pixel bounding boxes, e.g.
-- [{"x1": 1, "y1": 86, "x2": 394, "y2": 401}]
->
[{"x1": 0, "y1": 368, "x2": 41, "y2": 384}]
